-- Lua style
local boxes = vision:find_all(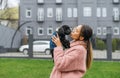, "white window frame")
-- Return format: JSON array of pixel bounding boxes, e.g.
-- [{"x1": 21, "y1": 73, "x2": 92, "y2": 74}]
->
[
  {"x1": 38, "y1": 8, "x2": 44, "y2": 21},
  {"x1": 47, "y1": 8, "x2": 53, "y2": 18},
  {"x1": 102, "y1": 8, "x2": 107, "y2": 17},
  {"x1": 56, "y1": 0, "x2": 62, "y2": 3},
  {"x1": 38, "y1": 28, "x2": 44, "y2": 35},
  {"x1": 67, "y1": 8, "x2": 72, "y2": 18},
  {"x1": 38, "y1": 0, "x2": 44, "y2": 3},
  {"x1": 103, "y1": 27, "x2": 107, "y2": 35},
  {"x1": 83, "y1": 7, "x2": 92, "y2": 17},
  {"x1": 97, "y1": 27, "x2": 102, "y2": 35},
  {"x1": 26, "y1": 8, "x2": 32, "y2": 18},
  {"x1": 26, "y1": 27, "x2": 32, "y2": 36},
  {"x1": 97, "y1": 8, "x2": 101, "y2": 17},
  {"x1": 47, "y1": 28, "x2": 53, "y2": 35},
  {"x1": 113, "y1": 27, "x2": 119, "y2": 35},
  {"x1": 113, "y1": 0, "x2": 119, "y2": 3},
  {"x1": 73, "y1": 8, "x2": 77, "y2": 17},
  {"x1": 113, "y1": 7, "x2": 120, "y2": 21},
  {"x1": 56, "y1": 8, "x2": 62, "y2": 21}
]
